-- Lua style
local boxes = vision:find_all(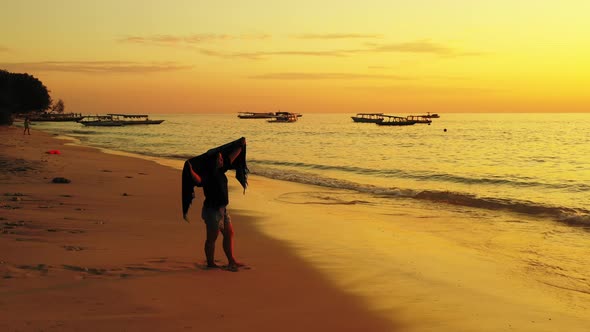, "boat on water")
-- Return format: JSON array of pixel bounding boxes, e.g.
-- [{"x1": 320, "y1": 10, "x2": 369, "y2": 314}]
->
[
  {"x1": 405, "y1": 115, "x2": 432, "y2": 124},
  {"x1": 376, "y1": 115, "x2": 416, "y2": 126},
  {"x1": 238, "y1": 111, "x2": 302, "y2": 119},
  {"x1": 420, "y1": 112, "x2": 440, "y2": 118},
  {"x1": 267, "y1": 113, "x2": 299, "y2": 123},
  {"x1": 79, "y1": 114, "x2": 164, "y2": 127},
  {"x1": 107, "y1": 114, "x2": 164, "y2": 125},
  {"x1": 78, "y1": 115, "x2": 124, "y2": 127},
  {"x1": 29, "y1": 112, "x2": 85, "y2": 122},
  {"x1": 351, "y1": 113, "x2": 384, "y2": 123},
  {"x1": 275, "y1": 111, "x2": 302, "y2": 118},
  {"x1": 238, "y1": 112, "x2": 277, "y2": 119}
]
